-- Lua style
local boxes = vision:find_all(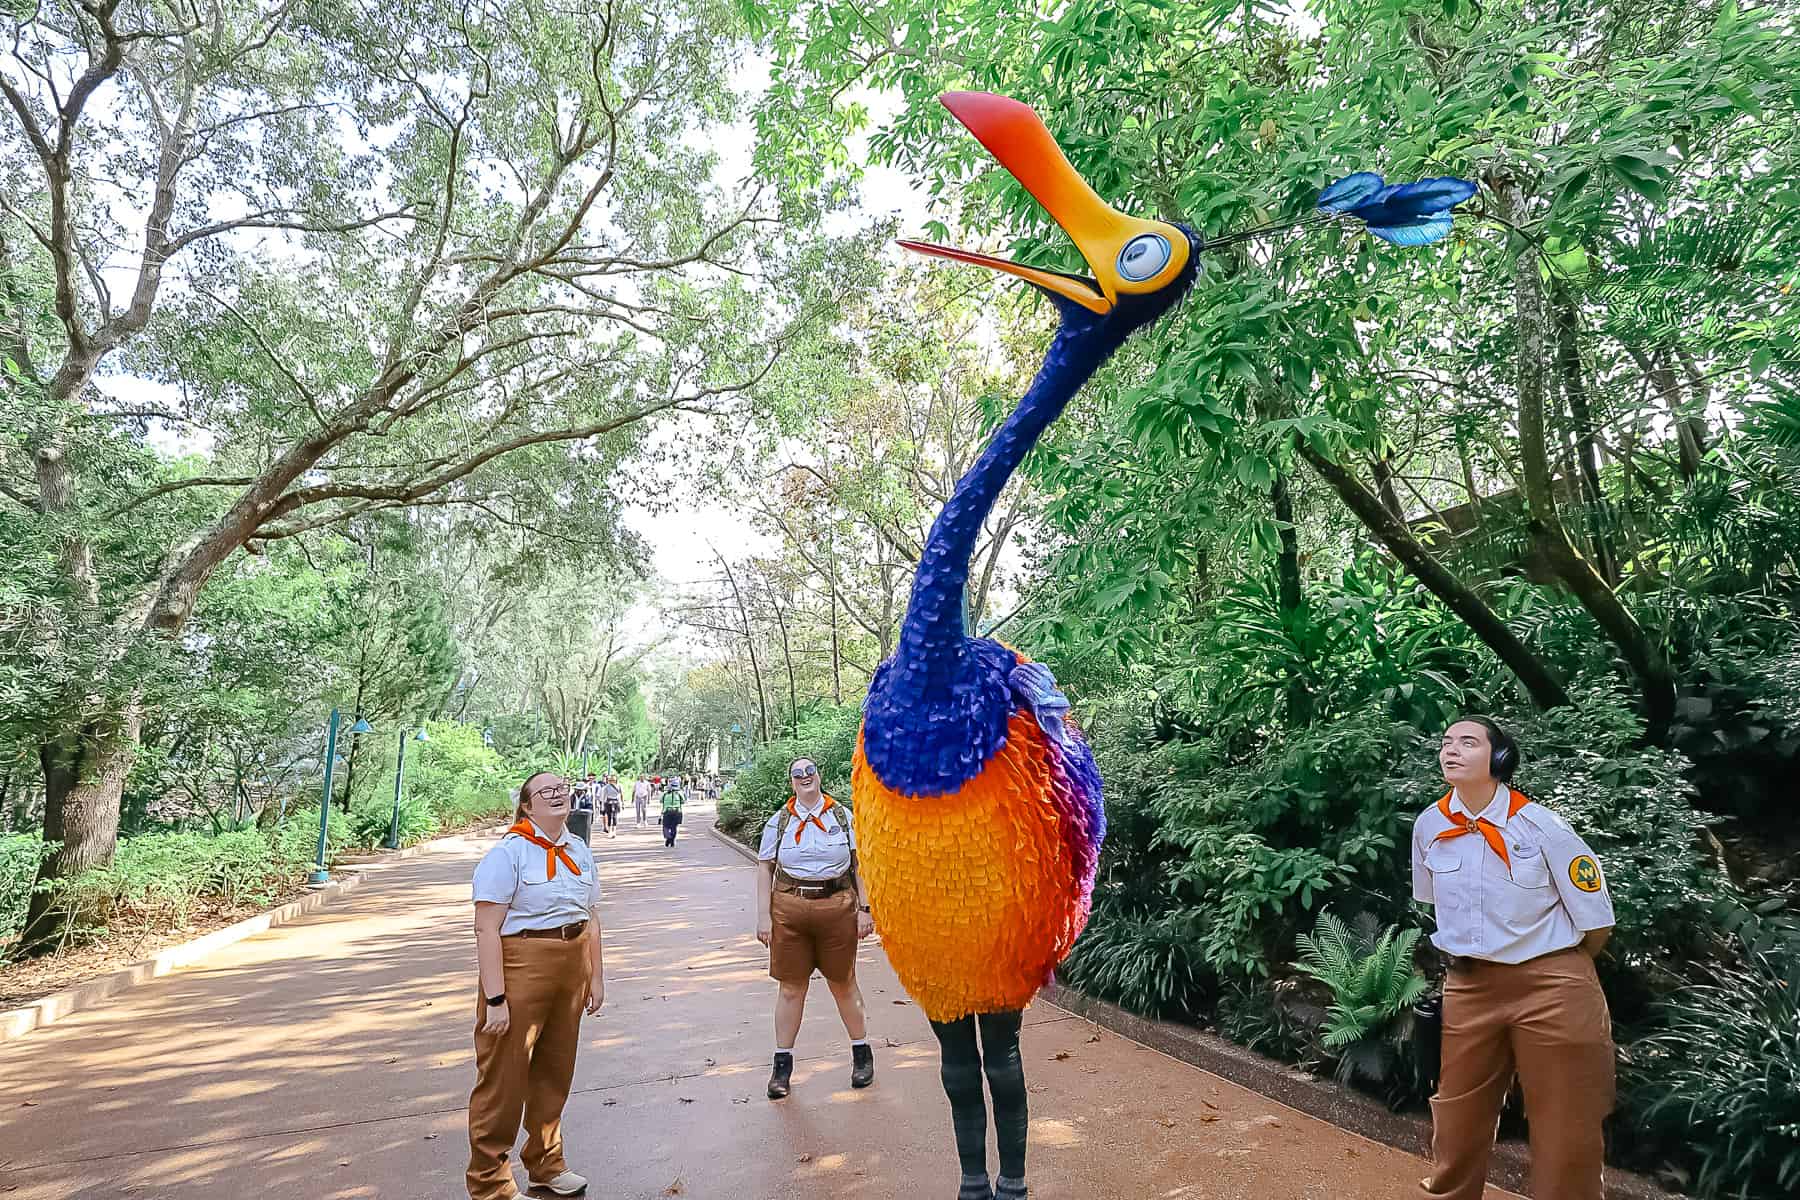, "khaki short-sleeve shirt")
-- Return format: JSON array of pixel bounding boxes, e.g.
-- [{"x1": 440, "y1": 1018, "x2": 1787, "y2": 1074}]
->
[
  {"x1": 471, "y1": 820, "x2": 599, "y2": 936},
  {"x1": 1412, "y1": 785, "x2": 1615, "y2": 964}
]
